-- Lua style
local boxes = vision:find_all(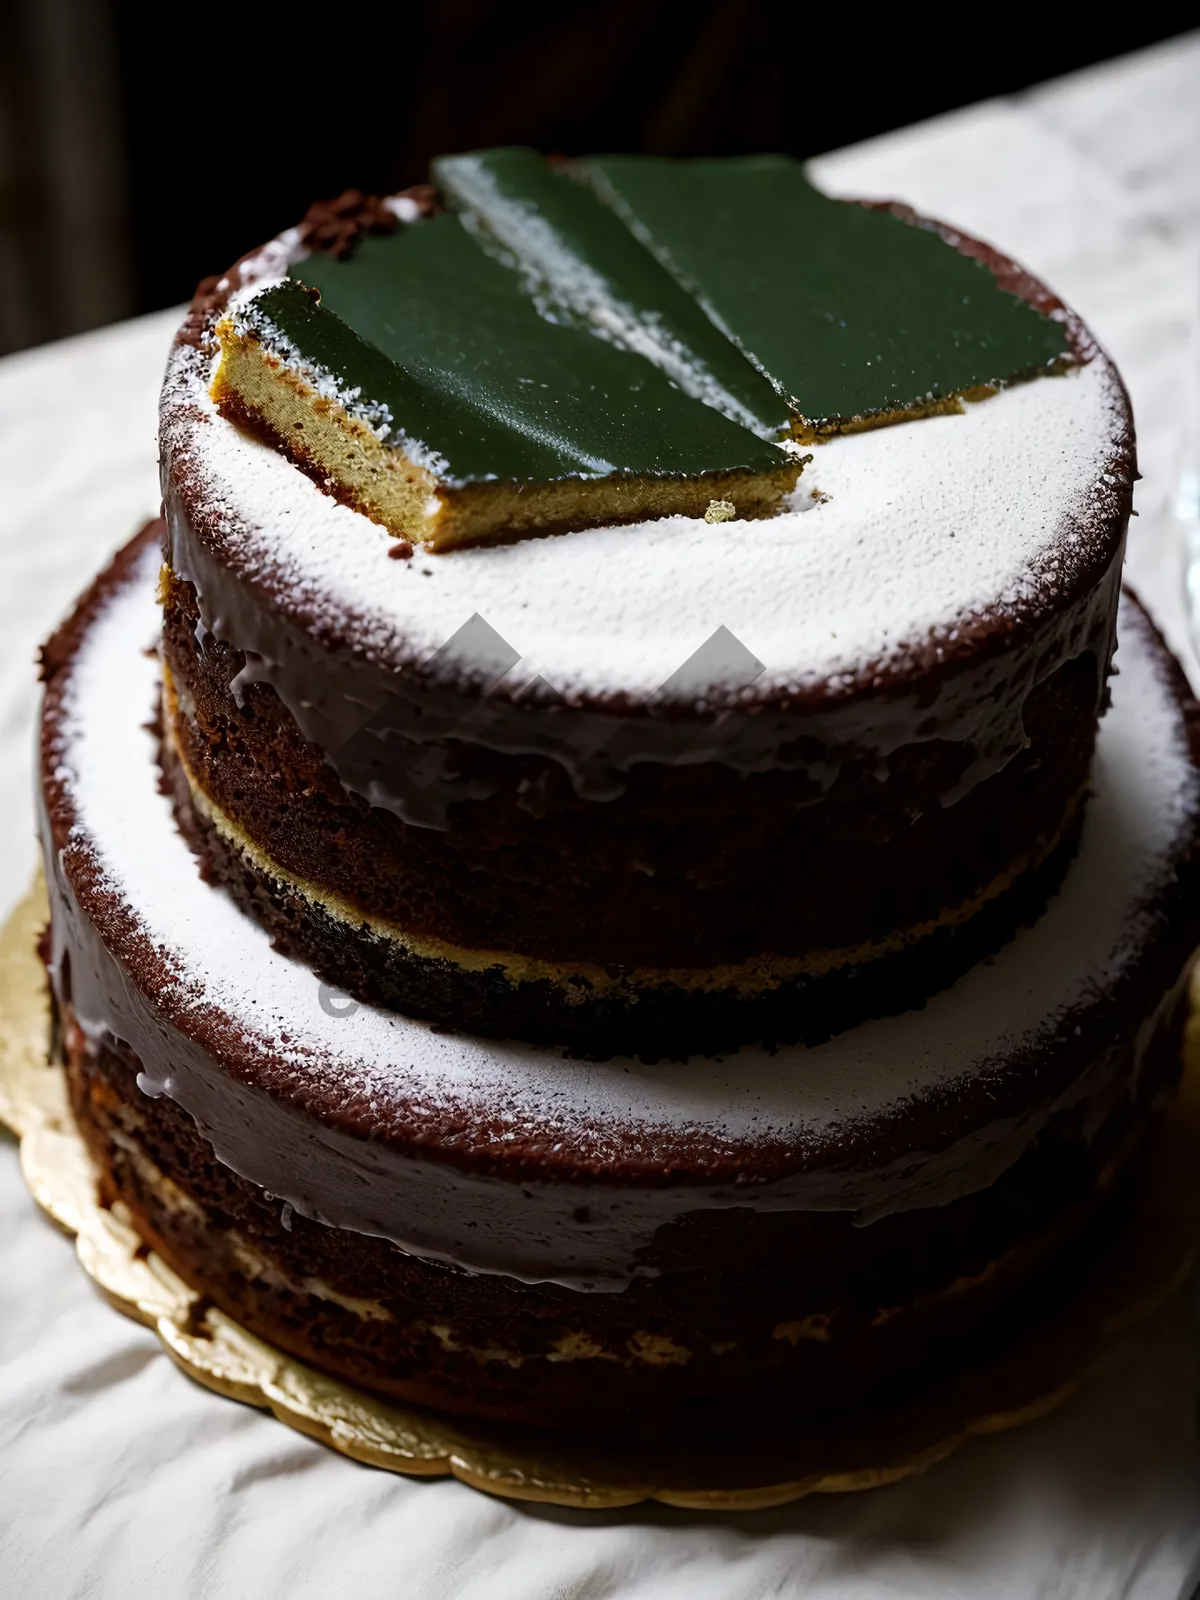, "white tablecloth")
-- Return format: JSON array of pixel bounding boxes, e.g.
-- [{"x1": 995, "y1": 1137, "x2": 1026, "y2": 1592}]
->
[{"x1": 3, "y1": 36, "x2": 1200, "y2": 1598}]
